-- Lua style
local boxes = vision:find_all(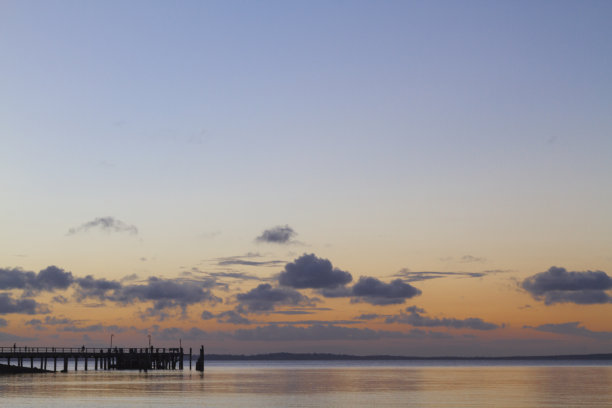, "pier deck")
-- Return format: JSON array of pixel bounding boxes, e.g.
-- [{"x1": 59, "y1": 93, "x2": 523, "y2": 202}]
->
[{"x1": 0, "y1": 346, "x2": 198, "y2": 372}]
